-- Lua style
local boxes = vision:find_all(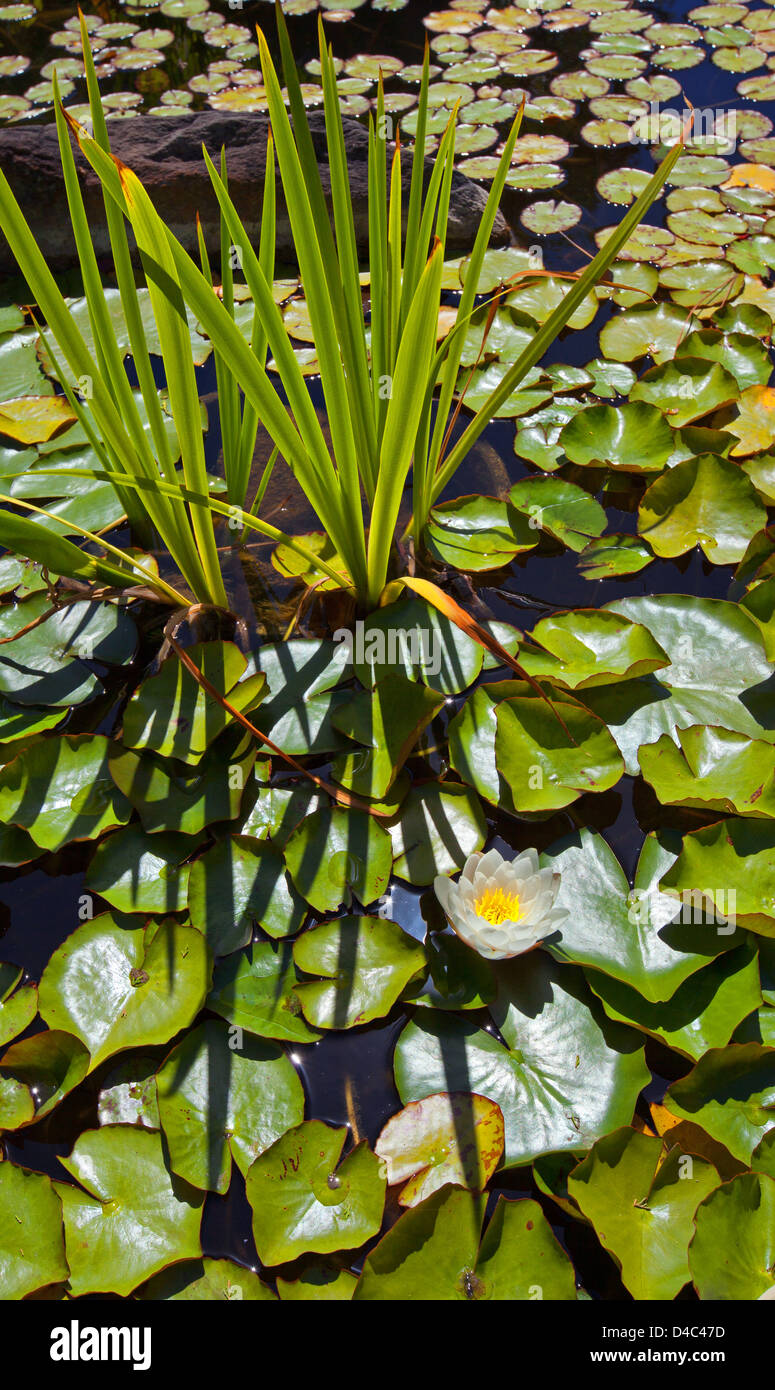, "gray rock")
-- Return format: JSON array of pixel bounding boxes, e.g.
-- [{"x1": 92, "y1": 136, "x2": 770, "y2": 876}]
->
[{"x1": 0, "y1": 111, "x2": 509, "y2": 275}]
